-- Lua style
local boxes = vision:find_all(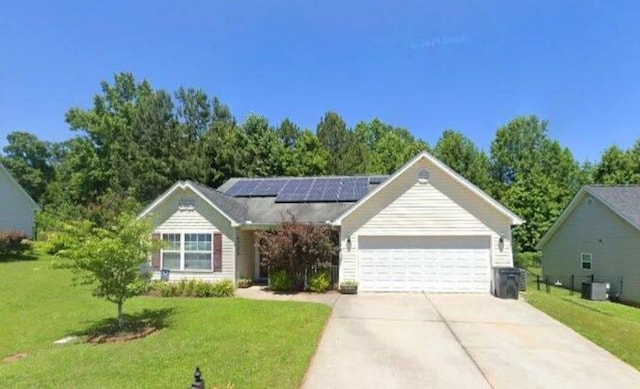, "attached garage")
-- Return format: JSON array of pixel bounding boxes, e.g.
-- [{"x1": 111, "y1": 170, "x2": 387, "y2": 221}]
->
[
  {"x1": 358, "y1": 236, "x2": 491, "y2": 292},
  {"x1": 334, "y1": 152, "x2": 524, "y2": 293}
]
